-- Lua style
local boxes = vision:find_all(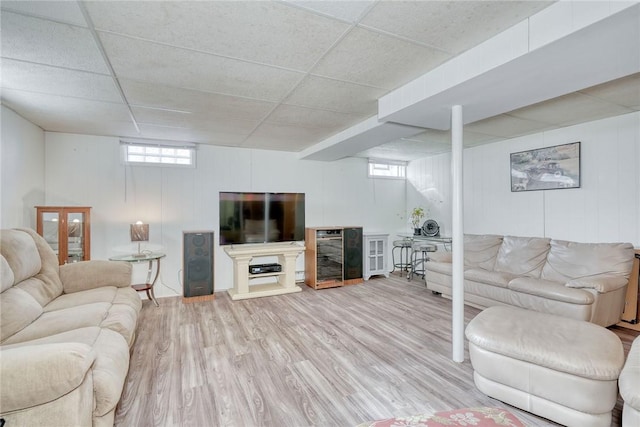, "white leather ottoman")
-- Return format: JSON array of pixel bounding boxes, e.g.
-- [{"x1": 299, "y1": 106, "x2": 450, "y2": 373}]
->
[{"x1": 465, "y1": 306, "x2": 624, "y2": 427}]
